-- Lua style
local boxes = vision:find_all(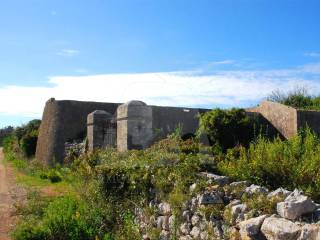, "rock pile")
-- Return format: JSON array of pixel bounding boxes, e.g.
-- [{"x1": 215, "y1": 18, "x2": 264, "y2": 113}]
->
[{"x1": 135, "y1": 172, "x2": 320, "y2": 240}]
